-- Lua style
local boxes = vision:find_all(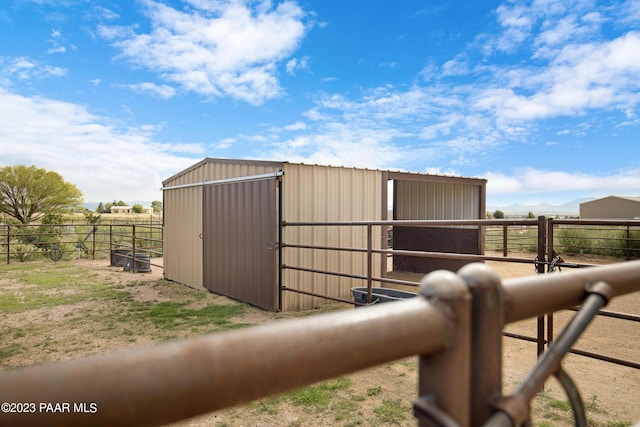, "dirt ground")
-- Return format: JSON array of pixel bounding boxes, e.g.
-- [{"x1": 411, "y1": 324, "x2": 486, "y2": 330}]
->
[{"x1": 1, "y1": 254, "x2": 638, "y2": 426}]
